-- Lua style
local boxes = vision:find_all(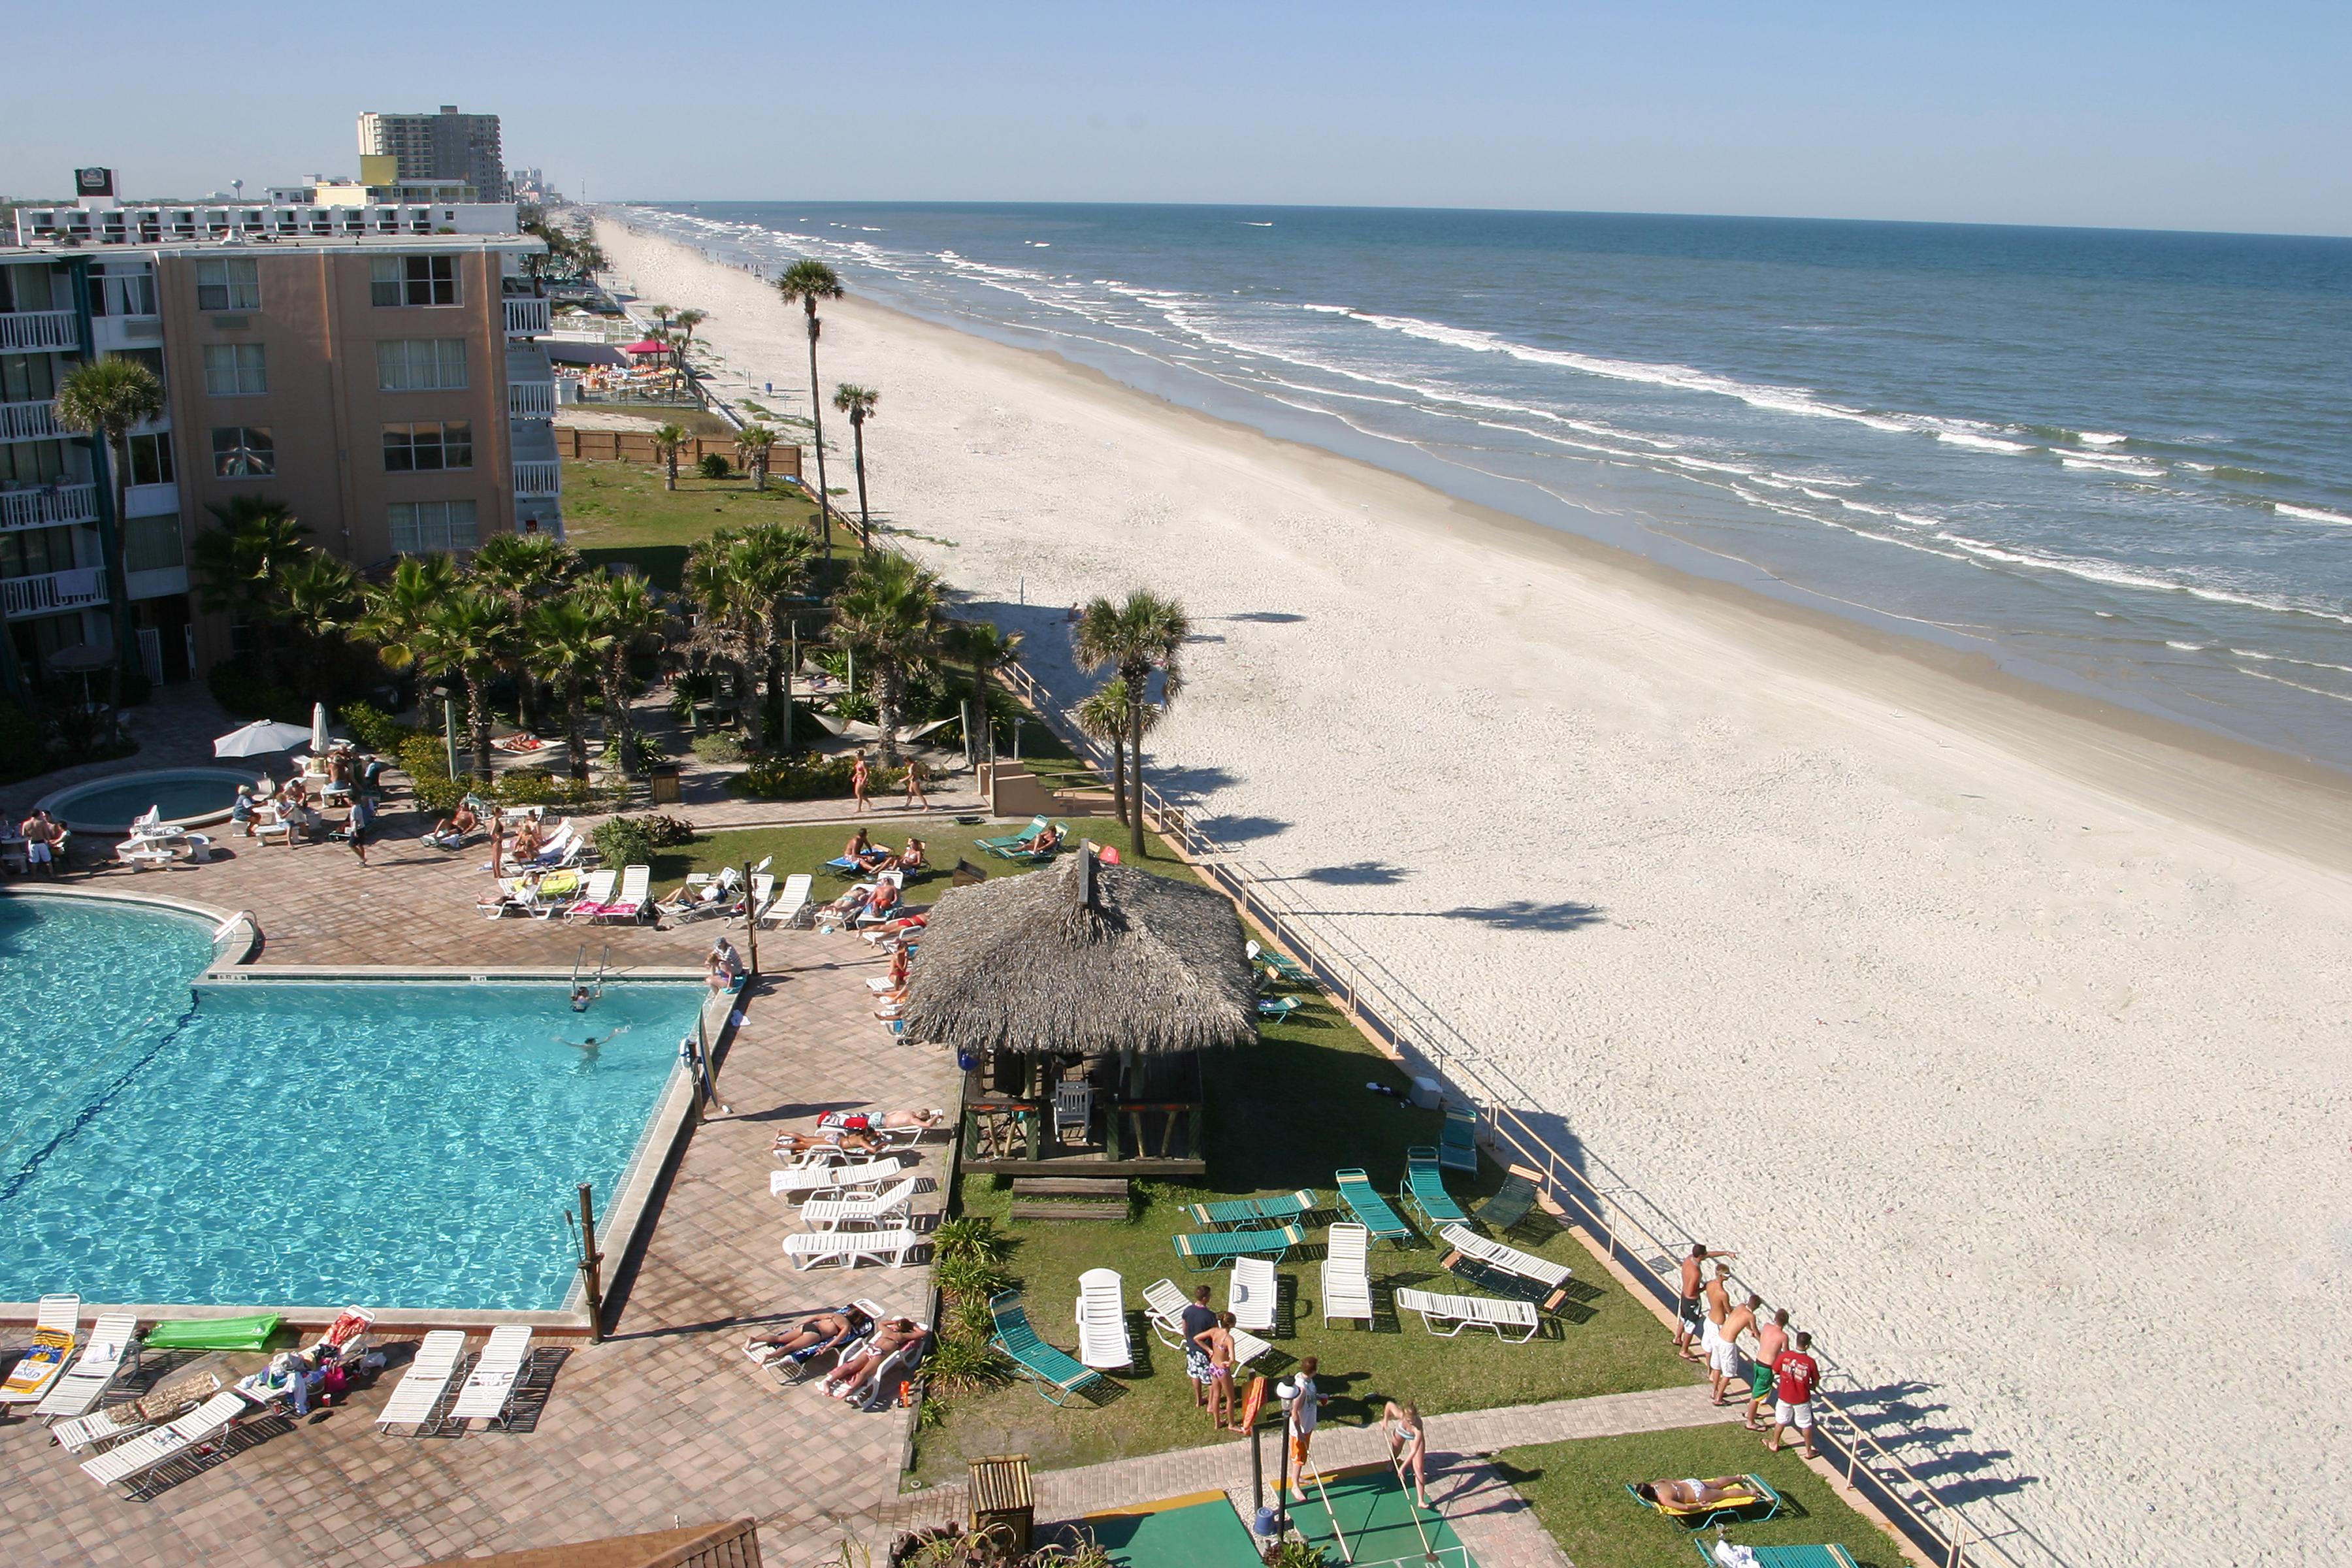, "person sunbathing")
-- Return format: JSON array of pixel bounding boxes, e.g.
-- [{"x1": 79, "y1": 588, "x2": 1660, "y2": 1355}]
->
[
  {"x1": 818, "y1": 885, "x2": 877, "y2": 924},
  {"x1": 1029, "y1": 823, "x2": 1064, "y2": 855},
  {"x1": 823, "y1": 1319, "x2": 925, "y2": 1403},
  {"x1": 865, "y1": 881, "x2": 902, "y2": 921},
  {"x1": 511, "y1": 821, "x2": 544, "y2": 862},
  {"x1": 883, "y1": 837, "x2": 927, "y2": 874},
  {"x1": 745, "y1": 1304, "x2": 872, "y2": 1367},
  {"x1": 431, "y1": 801, "x2": 482, "y2": 845},
  {"x1": 1633, "y1": 1477, "x2": 1757, "y2": 1509},
  {"x1": 843, "y1": 828, "x2": 892, "y2": 870},
  {"x1": 772, "y1": 1128, "x2": 886, "y2": 1158}
]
